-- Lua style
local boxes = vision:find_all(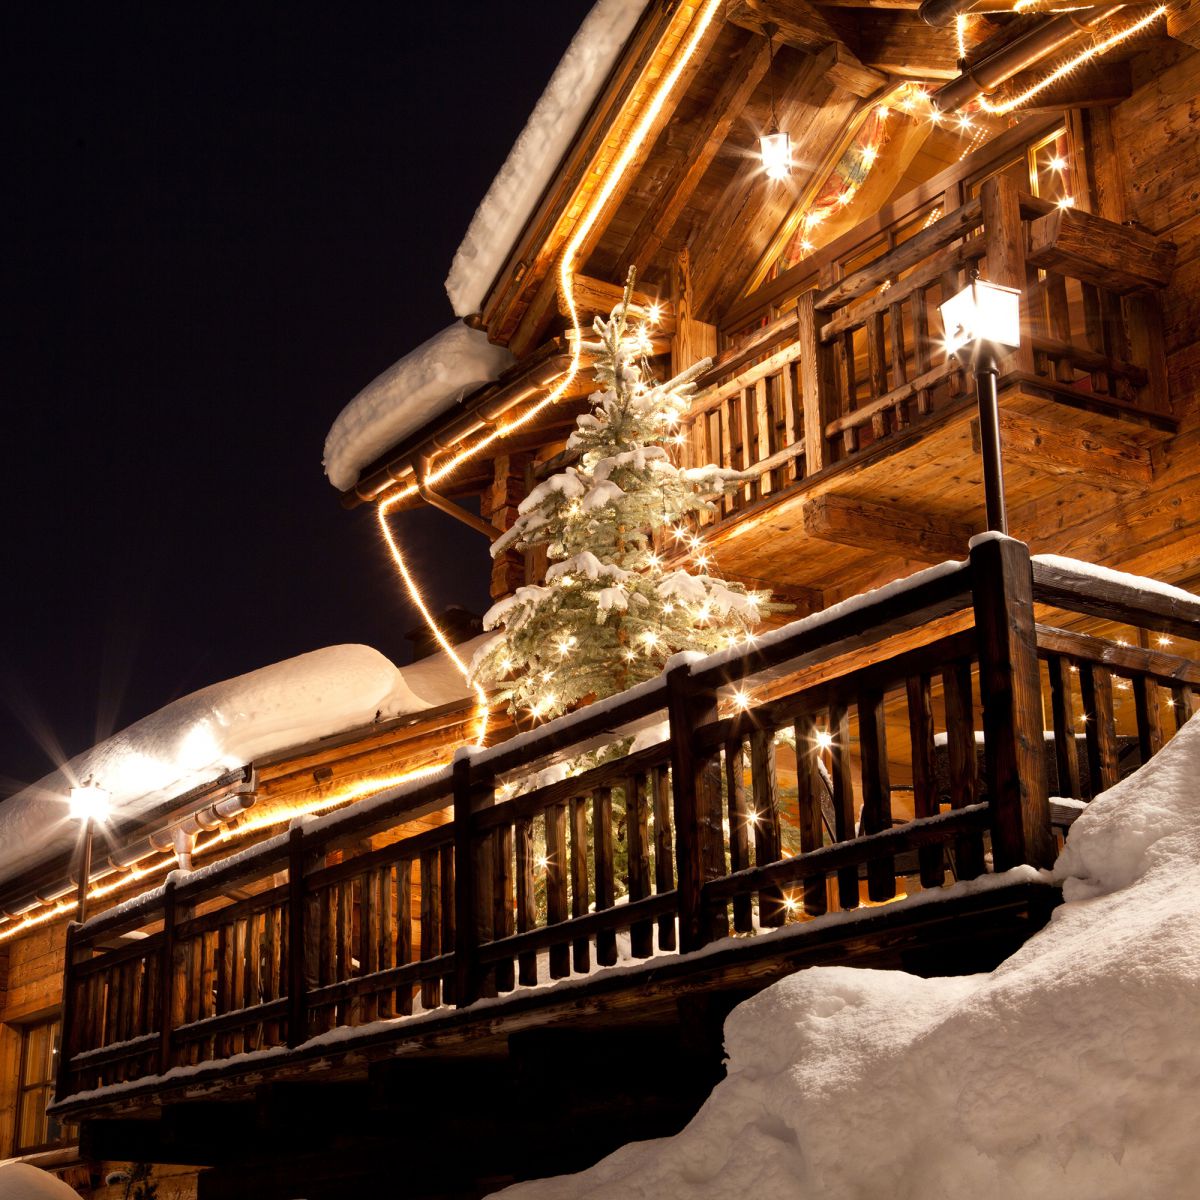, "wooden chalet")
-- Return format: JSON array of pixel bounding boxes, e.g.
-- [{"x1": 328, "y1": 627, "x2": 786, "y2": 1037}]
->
[{"x1": 4, "y1": 2, "x2": 1200, "y2": 1196}]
